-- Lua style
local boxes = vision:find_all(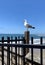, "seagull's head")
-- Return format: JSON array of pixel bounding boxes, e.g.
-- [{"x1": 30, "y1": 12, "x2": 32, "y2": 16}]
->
[
  {"x1": 24, "y1": 19, "x2": 28, "y2": 26},
  {"x1": 24, "y1": 19, "x2": 27, "y2": 22}
]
